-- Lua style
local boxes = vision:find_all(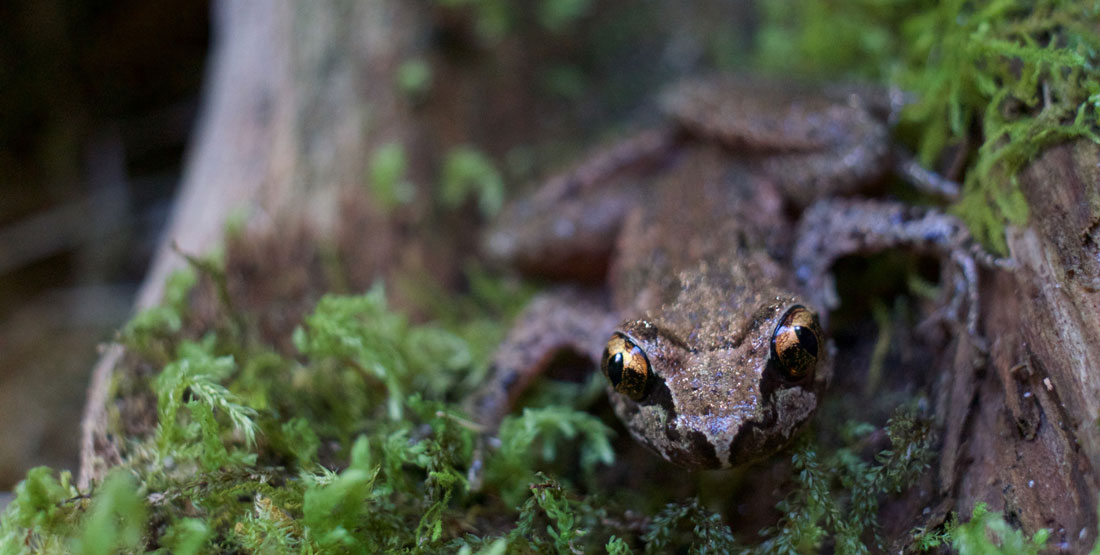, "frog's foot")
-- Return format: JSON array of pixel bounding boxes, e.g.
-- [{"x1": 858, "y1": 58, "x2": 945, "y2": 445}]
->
[
  {"x1": 917, "y1": 250, "x2": 987, "y2": 356},
  {"x1": 466, "y1": 287, "x2": 618, "y2": 490},
  {"x1": 793, "y1": 199, "x2": 1012, "y2": 350}
]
